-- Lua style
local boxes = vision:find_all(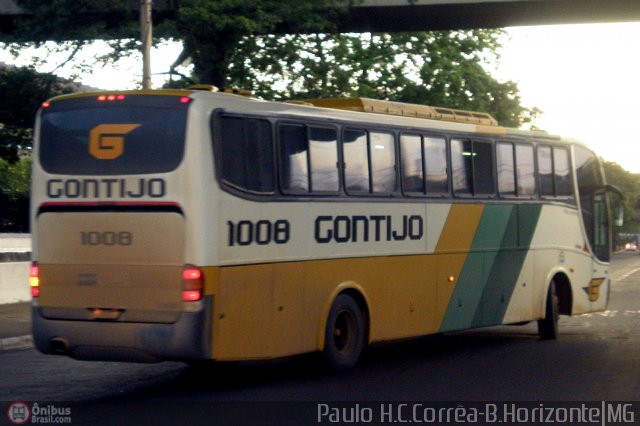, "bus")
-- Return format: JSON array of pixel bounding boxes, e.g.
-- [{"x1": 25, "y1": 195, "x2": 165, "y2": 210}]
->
[{"x1": 30, "y1": 88, "x2": 622, "y2": 369}]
